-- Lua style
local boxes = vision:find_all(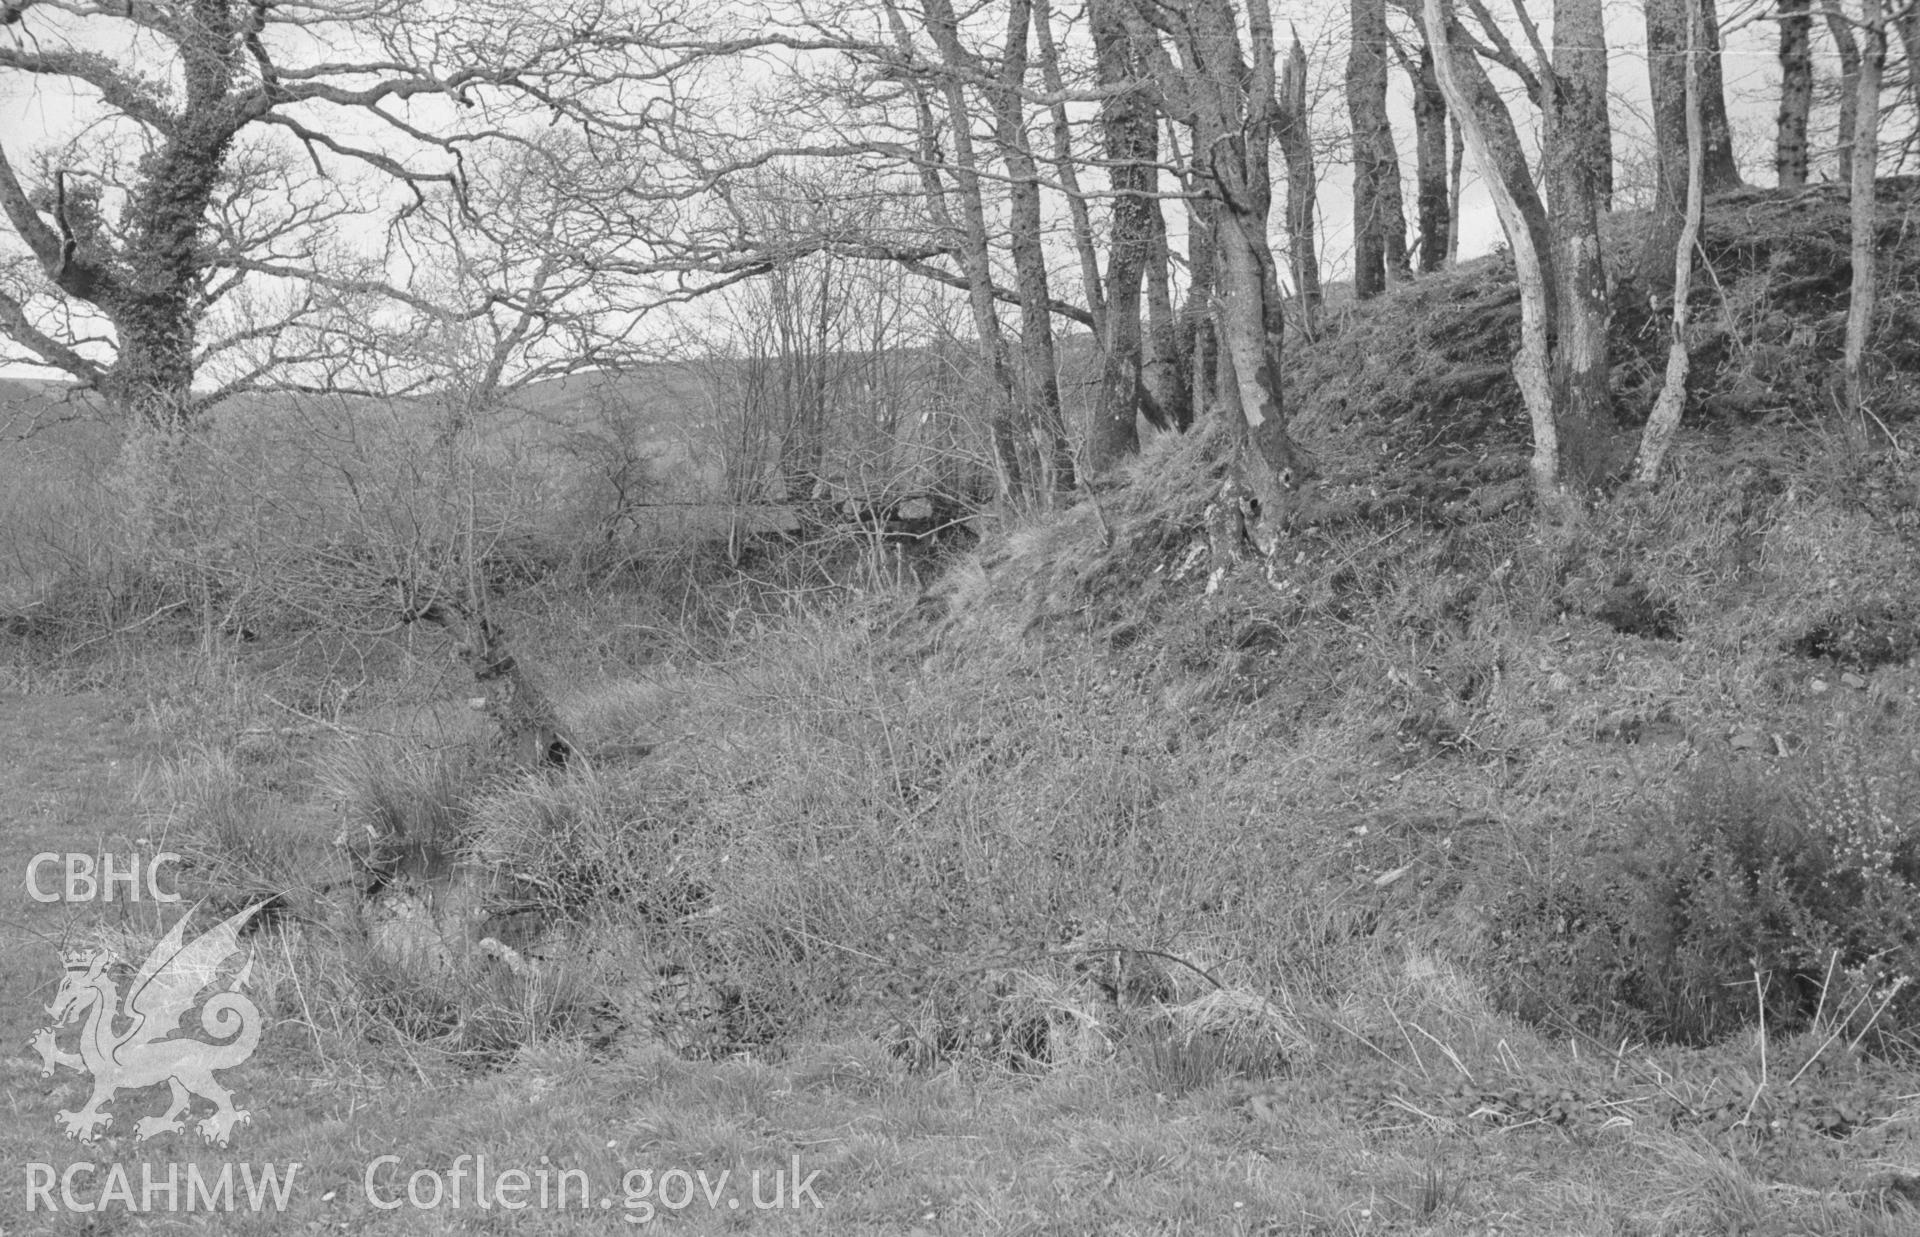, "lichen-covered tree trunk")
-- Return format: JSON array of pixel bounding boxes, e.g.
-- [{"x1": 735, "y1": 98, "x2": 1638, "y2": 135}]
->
[
  {"x1": 1215, "y1": 207, "x2": 1312, "y2": 510},
  {"x1": 1543, "y1": 0, "x2": 1624, "y2": 492},
  {"x1": 1777, "y1": 0, "x2": 1814, "y2": 188}
]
